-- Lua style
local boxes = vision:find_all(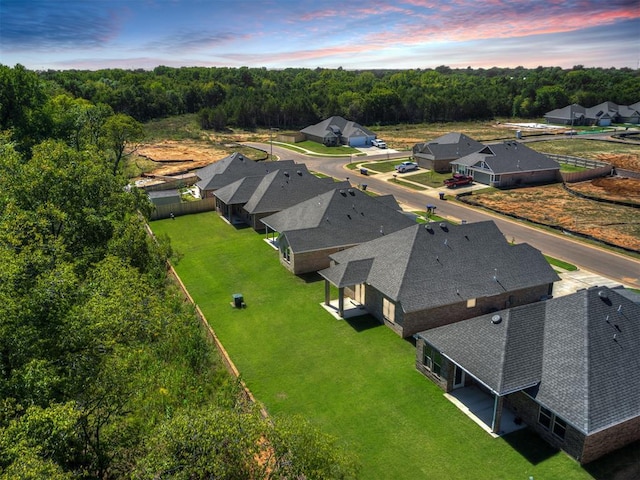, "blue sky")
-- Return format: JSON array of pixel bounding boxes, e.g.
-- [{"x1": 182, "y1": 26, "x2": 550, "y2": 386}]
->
[{"x1": 1, "y1": 0, "x2": 638, "y2": 71}]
